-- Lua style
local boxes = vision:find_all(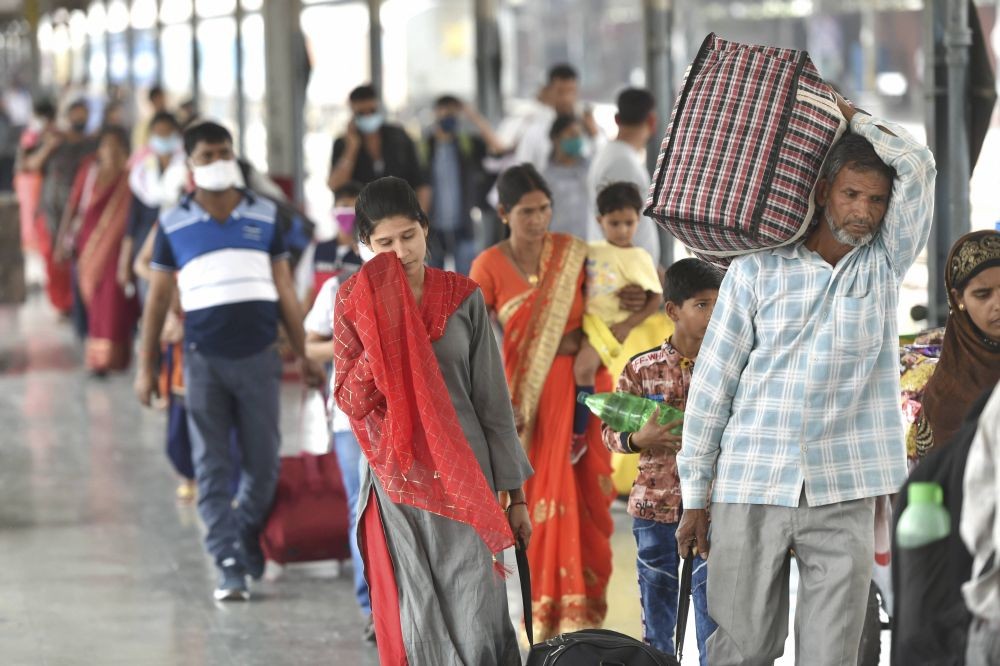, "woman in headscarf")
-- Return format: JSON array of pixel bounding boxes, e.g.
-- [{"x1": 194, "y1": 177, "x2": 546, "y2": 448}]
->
[
  {"x1": 54, "y1": 125, "x2": 139, "y2": 373},
  {"x1": 333, "y1": 176, "x2": 533, "y2": 665},
  {"x1": 912, "y1": 229, "x2": 1000, "y2": 455}
]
